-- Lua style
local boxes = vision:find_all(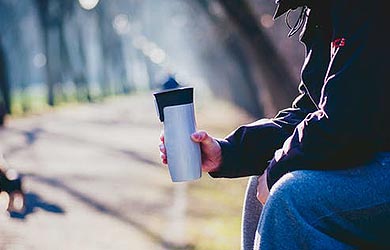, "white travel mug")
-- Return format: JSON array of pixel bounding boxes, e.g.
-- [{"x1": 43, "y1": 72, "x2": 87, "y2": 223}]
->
[{"x1": 153, "y1": 87, "x2": 202, "y2": 182}]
